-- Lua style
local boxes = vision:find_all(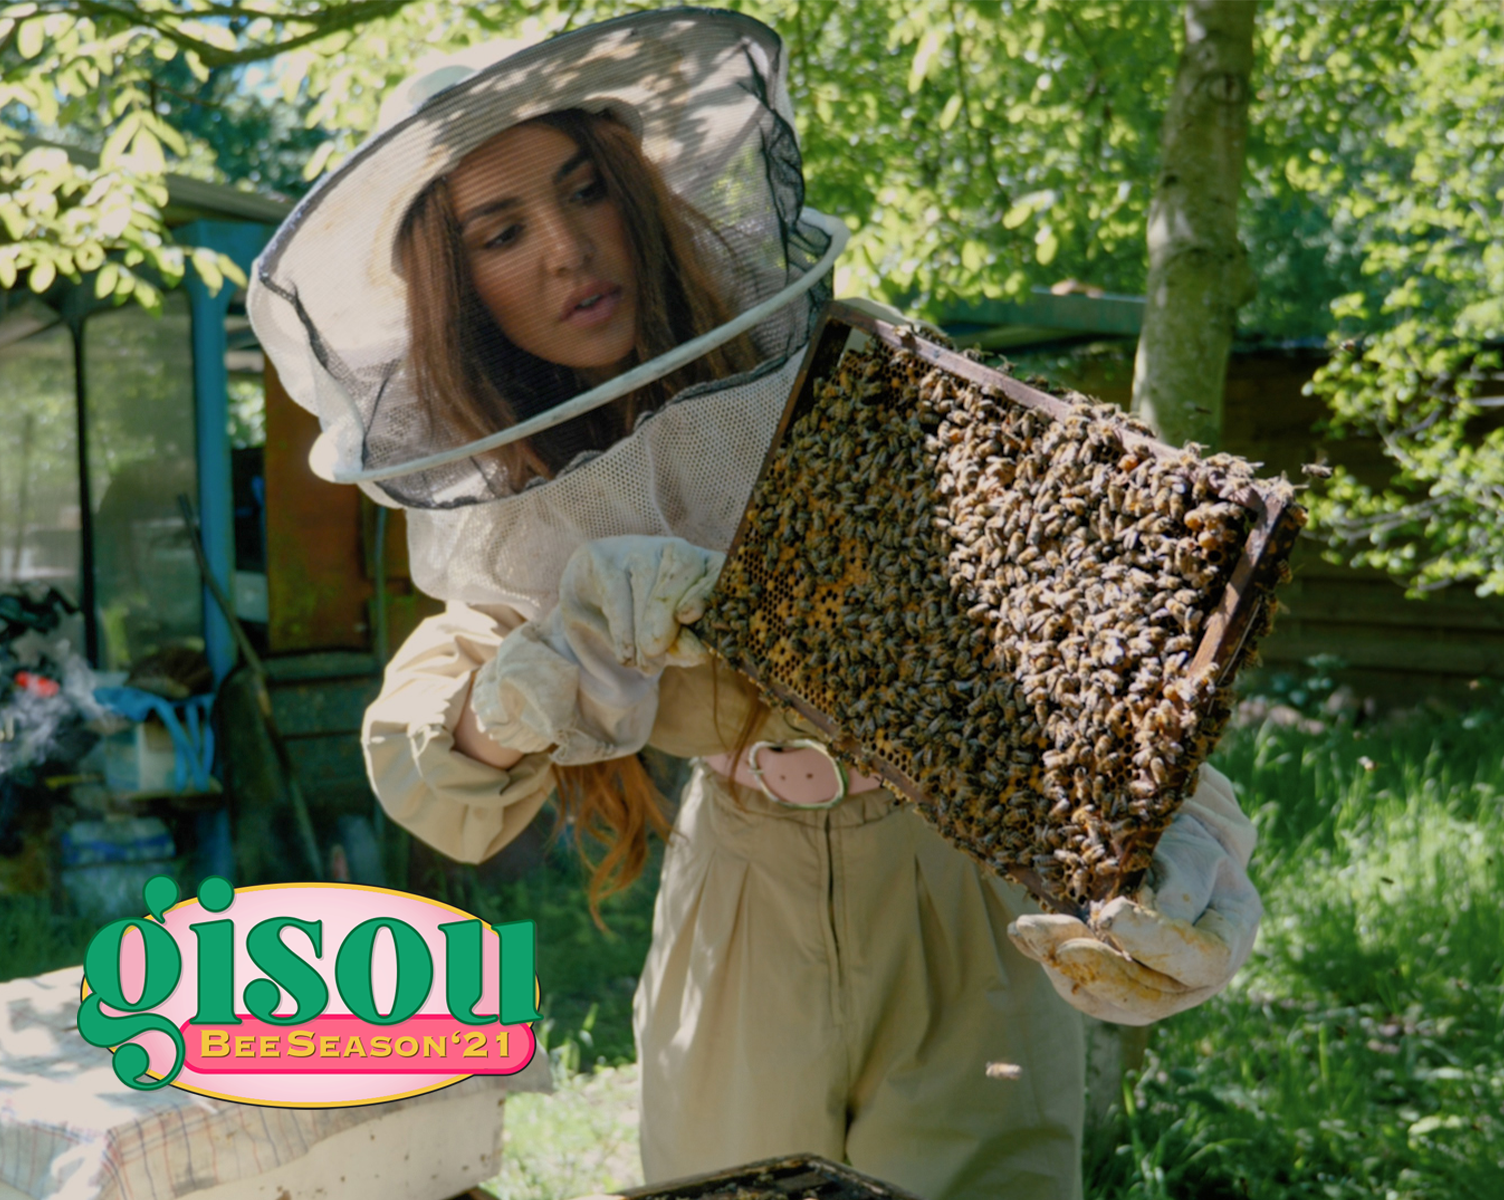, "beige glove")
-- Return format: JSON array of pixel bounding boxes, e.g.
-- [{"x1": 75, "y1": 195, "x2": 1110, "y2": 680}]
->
[
  {"x1": 1008, "y1": 768, "x2": 1262, "y2": 1025},
  {"x1": 470, "y1": 537, "x2": 722, "y2": 765}
]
